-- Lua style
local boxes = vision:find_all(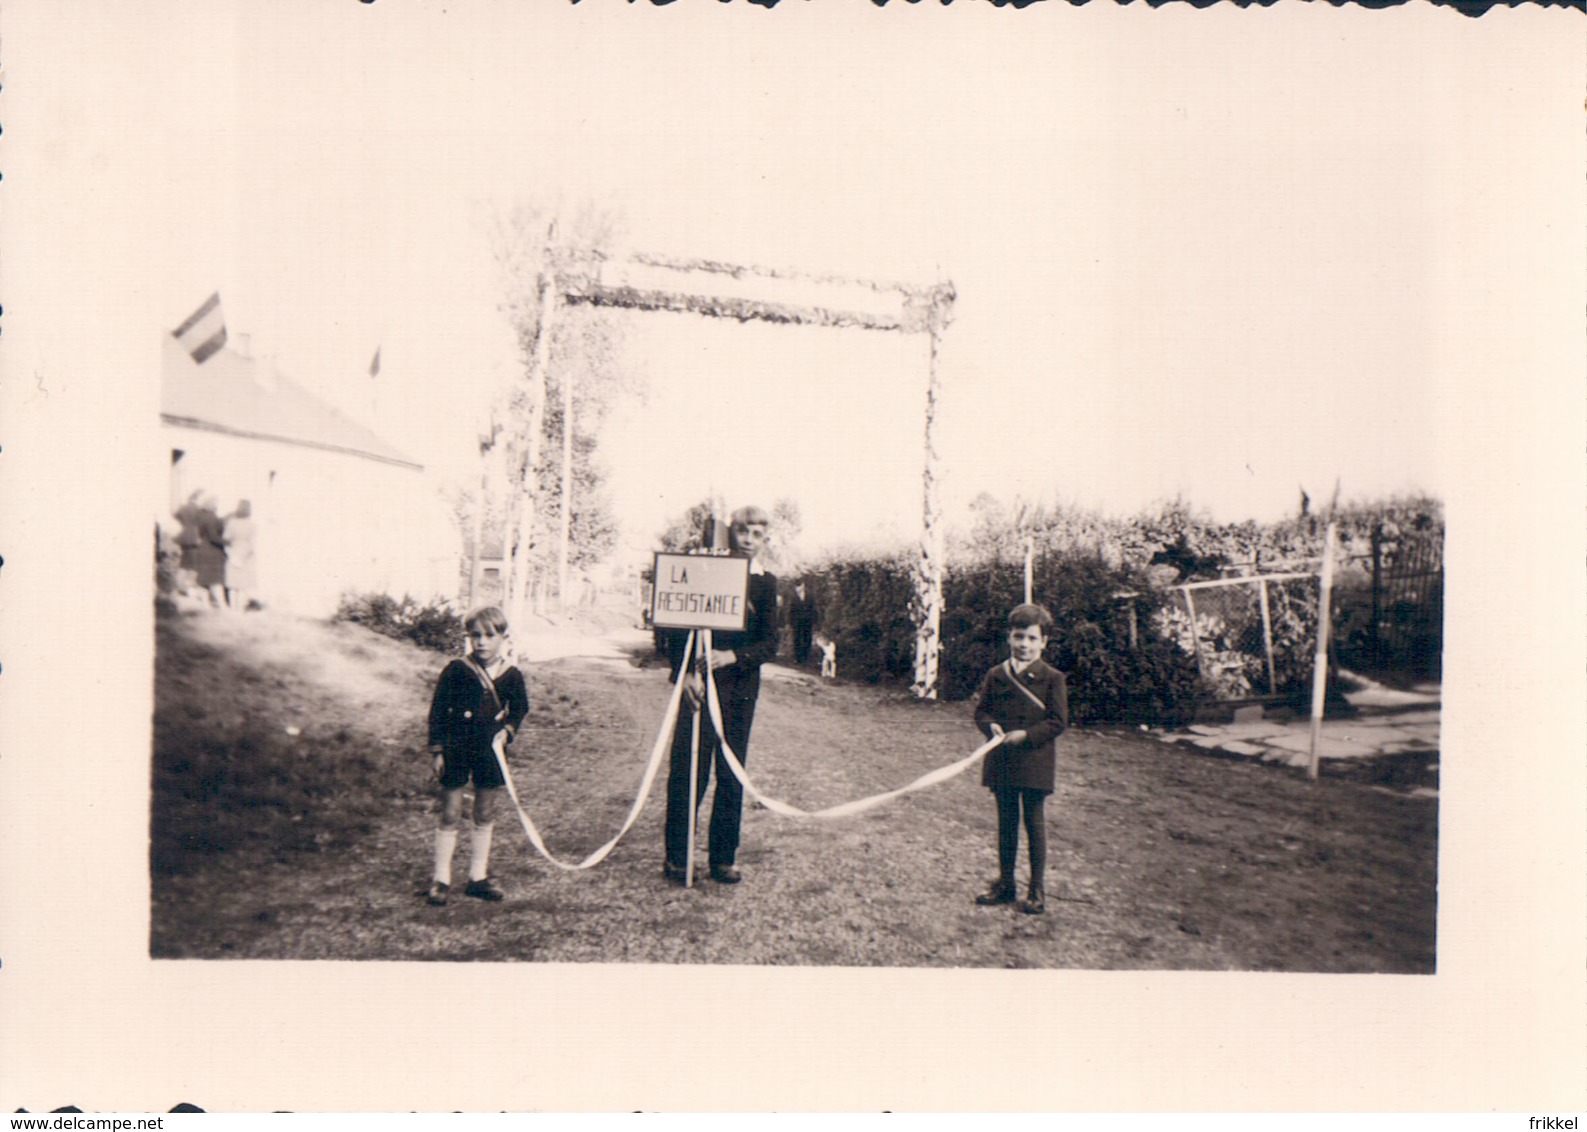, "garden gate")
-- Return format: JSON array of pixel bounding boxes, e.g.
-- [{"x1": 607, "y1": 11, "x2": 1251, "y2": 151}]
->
[{"x1": 510, "y1": 244, "x2": 957, "y2": 698}]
